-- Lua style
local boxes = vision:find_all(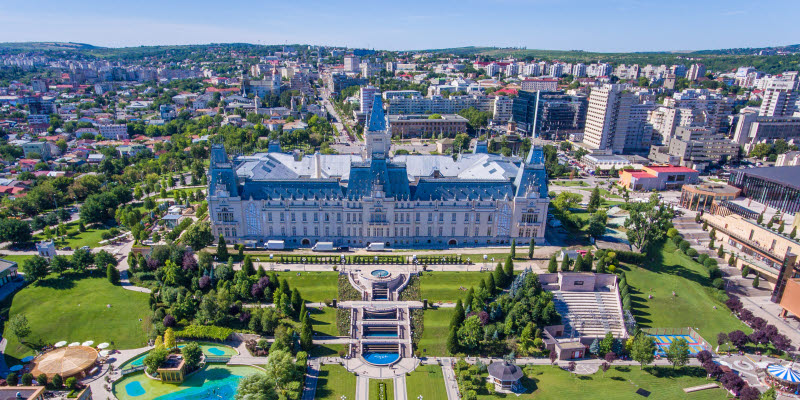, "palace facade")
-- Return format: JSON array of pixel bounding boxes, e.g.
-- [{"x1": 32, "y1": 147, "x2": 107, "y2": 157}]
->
[{"x1": 208, "y1": 94, "x2": 549, "y2": 249}]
